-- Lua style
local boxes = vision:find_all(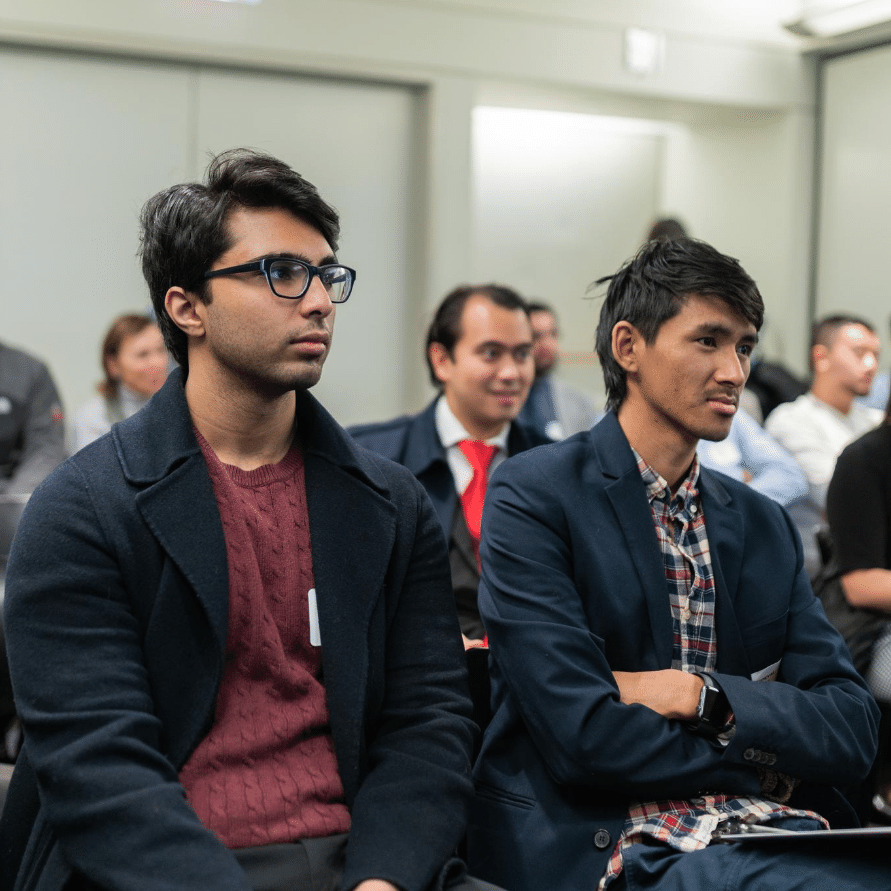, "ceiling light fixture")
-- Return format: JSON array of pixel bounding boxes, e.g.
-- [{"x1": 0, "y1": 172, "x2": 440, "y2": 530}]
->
[{"x1": 784, "y1": 0, "x2": 891, "y2": 37}]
